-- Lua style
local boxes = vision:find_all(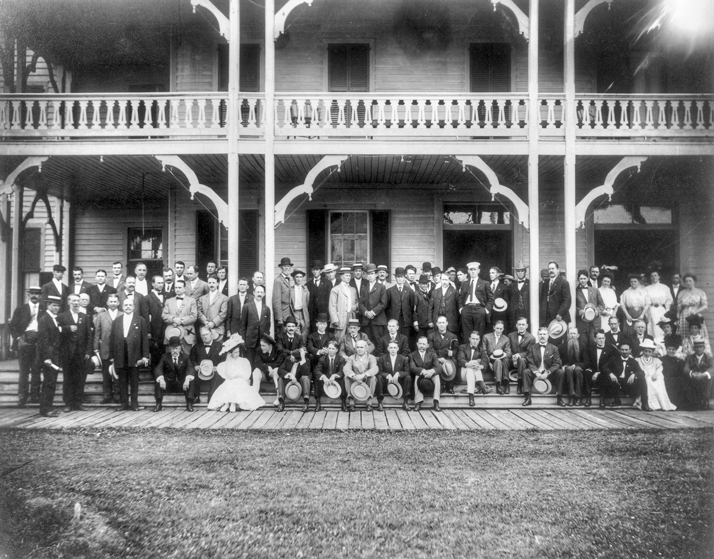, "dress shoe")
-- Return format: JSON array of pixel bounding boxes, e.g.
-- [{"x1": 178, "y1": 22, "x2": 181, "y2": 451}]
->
[
  {"x1": 468, "y1": 395, "x2": 475, "y2": 407},
  {"x1": 341, "y1": 401, "x2": 347, "y2": 412},
  {"x1": 186, "y1": 404, "x2": 195, "y2": 412},
  {"x1": 447, "y1": 387, "x2": 455, "y2": 395},
  {"x1": 568, "y1": 396, "x2": 575, "y2": 406},
  {"x1": 482, "y1": 385, "x2": 492, "y2": 394},
  {"x1": 414, "y1": 403, "x2": 421, "y2": 411},
  {"x1": 131, "y1": 405, "x2": 140, "y2": 411},
  {"x1": 503, "y1": 382, "x2": 510, "y2": 394},
  {"x1": 194, "y1": 396, "x2": 201, "y2": 404},
  {"x1": 40, "y1": 410, "x2": 60, "y2": 418},
  {"x1": 18, "y1": 401, "x2": 27, "y2": 408},
  {"x1": 377, "y1": 402, "x2": 384, "y2": 412},
  {"x1": 302, "y1": 400, "x2": 310, "y2": 413},
  {"x1": 557, "y1": 397, "x2": 566, "y2": 407},
  {"x1": 277, "y1": 399, "x2": 285, "y2": 412},
  {"x1": 599, "y1": 400, "x2": 606, "y2": 409},
  {"x1": 152, "y1": 403, "x2": 163, "y2": 412},
  {"x1": 366, "y1": 404, "x2": 373, "y2": 412},
  {"x1": 433, "y1": 401, "x2": 441, "y2": 412},
  {"x1": 315, "y1": 401, "x2": 322, "y2": 412},
  {"x1": 349, "y1": 403, "x2": 356, "y2": 412},
  {"x1": 496, "y1": 385, "x2": 503, "y2": 395},
  {"x1": 100, "y1": 398, "x2": 113, "y2": 404},
  {"x1": 74, "y1": 405, "x2": 88, "y2": 411},
  {"x1": 516, "y1": 385, "x2": 522, "y2": 395},
  {"x1": 402, "y1": 402, "x2": 411, "y2": 412},
  {"x1": 642, "y1": 405, "x2": 652, "y2": 412},
  {"x1": 614, "y1": 398, "x2": 622, "y2": 406},
  {"x1": 63, "y1": 406, "x2": 72, "y2": 413},
  {"x1": 584, "y1": 398, "x2": 591, "y2": 407},
  {"x1": 522, "y1": 396, "x2": 532, "y2": 407}
]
